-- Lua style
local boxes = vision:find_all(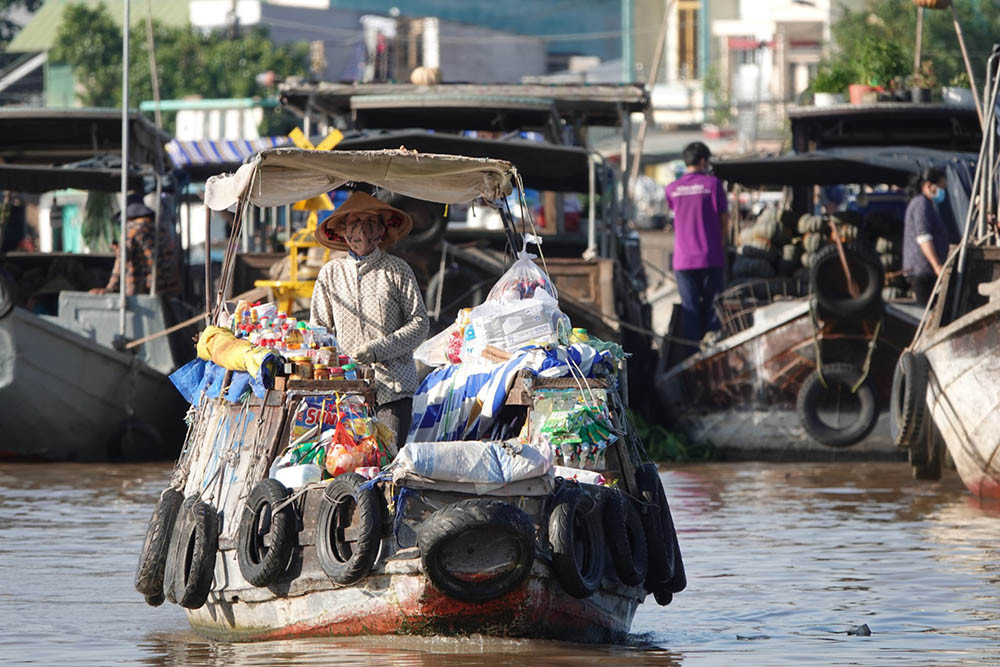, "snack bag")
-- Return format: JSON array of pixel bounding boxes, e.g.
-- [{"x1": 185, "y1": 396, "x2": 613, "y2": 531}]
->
[{"x1": 486, "y1": 249, "x2": 558, "y2": 303}]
